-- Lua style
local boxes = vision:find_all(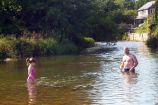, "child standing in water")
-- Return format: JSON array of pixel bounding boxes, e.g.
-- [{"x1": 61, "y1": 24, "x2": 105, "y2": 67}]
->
[{"x1": 26, "y1": 57, "x2": 37, "y2": 84}]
